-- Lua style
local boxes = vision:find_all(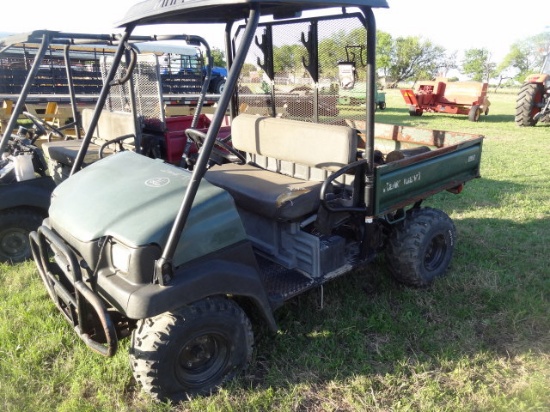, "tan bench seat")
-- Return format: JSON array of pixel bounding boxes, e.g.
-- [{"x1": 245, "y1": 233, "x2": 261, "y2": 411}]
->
[
  {"x1": 206, "y1": 163, "x2": 323, "y2": 220},
  {"x1": 205, "y1": 114, "x2": 357, "y2": 221},
  {"x1": 42, "y1": 109, "x2": 136, "y2": 184},
  {"x1": 42, "y1": 139, "x2": 114, "y2": 167}
]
